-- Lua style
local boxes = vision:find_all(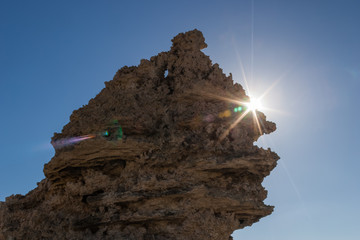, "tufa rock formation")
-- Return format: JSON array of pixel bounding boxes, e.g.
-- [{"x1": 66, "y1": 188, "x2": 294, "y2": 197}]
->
[{"x1": 0, "y1": 29, "x2": 279, "y2": 240}]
